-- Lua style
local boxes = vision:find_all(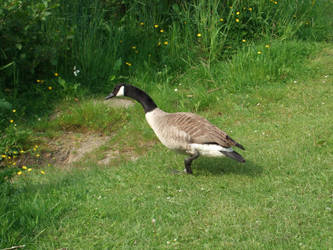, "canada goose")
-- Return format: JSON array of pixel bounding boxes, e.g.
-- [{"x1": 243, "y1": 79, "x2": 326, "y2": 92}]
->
[{"x1": 105, "y1": 83, "x2": 245, "y2": 174}]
